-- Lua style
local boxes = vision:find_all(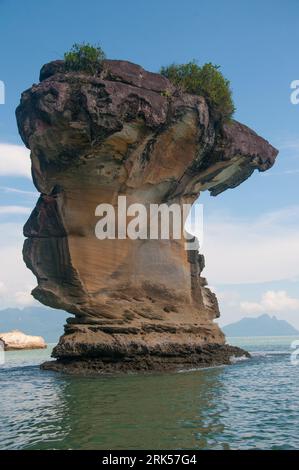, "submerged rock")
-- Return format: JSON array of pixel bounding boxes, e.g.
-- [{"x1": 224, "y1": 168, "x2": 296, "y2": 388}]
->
[
  {"x1": 0, "y1": 330, "x2": 47, "y2": 350},
  {"x1": 16, "y1": 59, "x2": 278, "y2": 373}
]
